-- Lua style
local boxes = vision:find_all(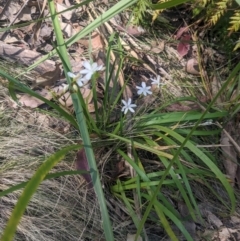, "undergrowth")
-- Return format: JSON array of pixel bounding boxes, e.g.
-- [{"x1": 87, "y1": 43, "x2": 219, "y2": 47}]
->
[{"x1": 0, "y1": 0, "x2": 240, "y2": 241}]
